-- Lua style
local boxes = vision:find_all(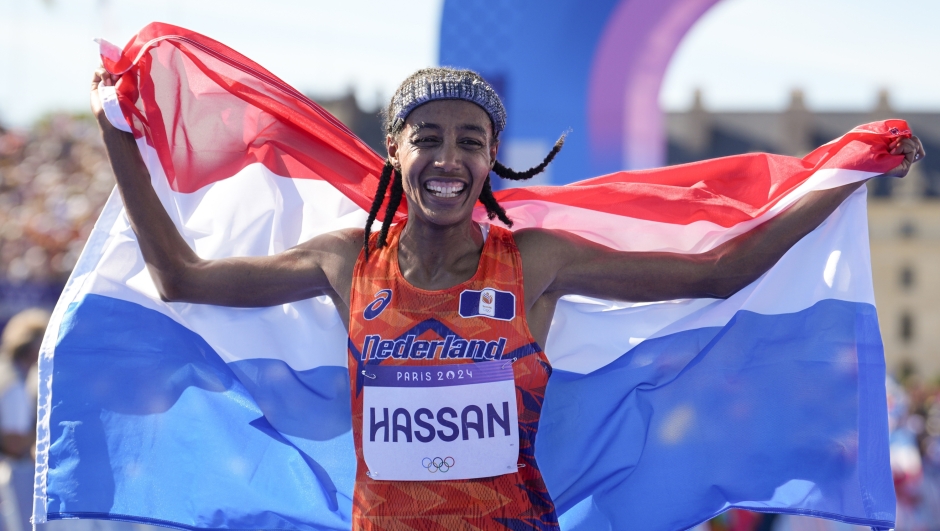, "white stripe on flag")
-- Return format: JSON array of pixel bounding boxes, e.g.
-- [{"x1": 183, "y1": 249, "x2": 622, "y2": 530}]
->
[{"x1": 546, "y1": 187, "x2": 874, "y2": 374}]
